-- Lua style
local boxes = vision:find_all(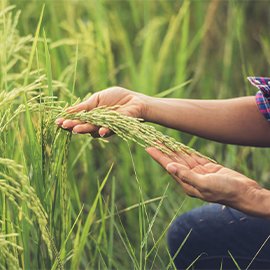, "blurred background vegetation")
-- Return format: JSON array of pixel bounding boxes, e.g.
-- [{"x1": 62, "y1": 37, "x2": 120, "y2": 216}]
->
[{"x1": 1, "y1": 0, "x2": 270, "y2": 268}]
